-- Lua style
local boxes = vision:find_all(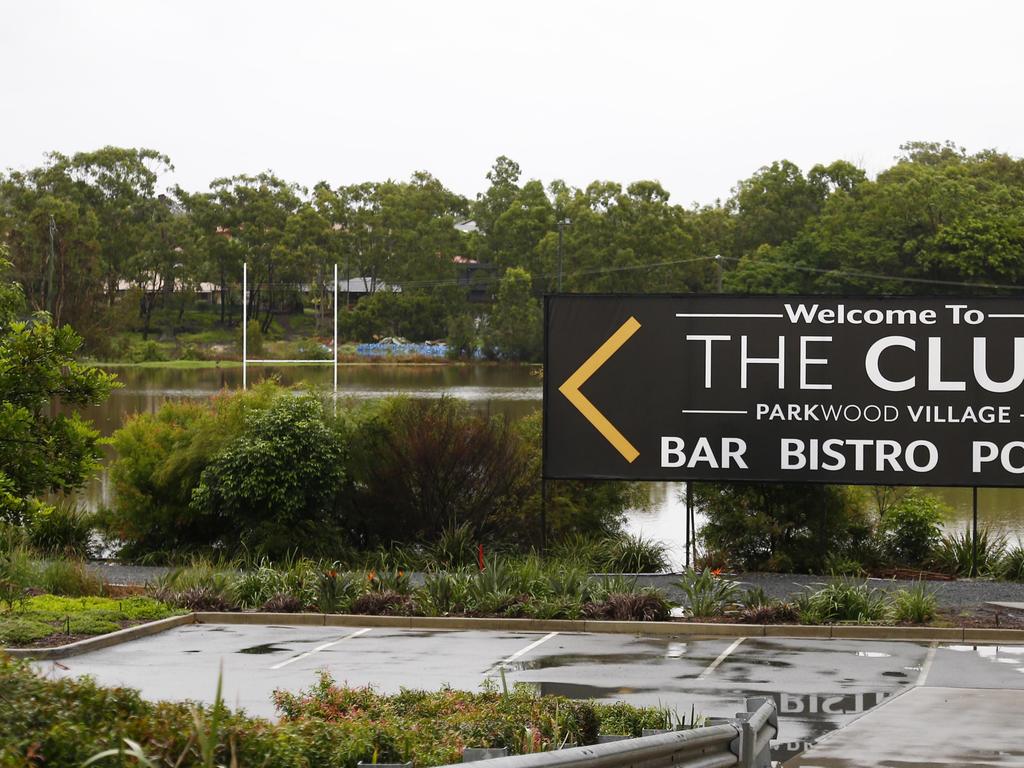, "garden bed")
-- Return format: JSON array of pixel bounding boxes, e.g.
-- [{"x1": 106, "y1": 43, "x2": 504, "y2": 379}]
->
[{"x1": 0, "y1": 595, "x2": 181, "y2": 648}]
